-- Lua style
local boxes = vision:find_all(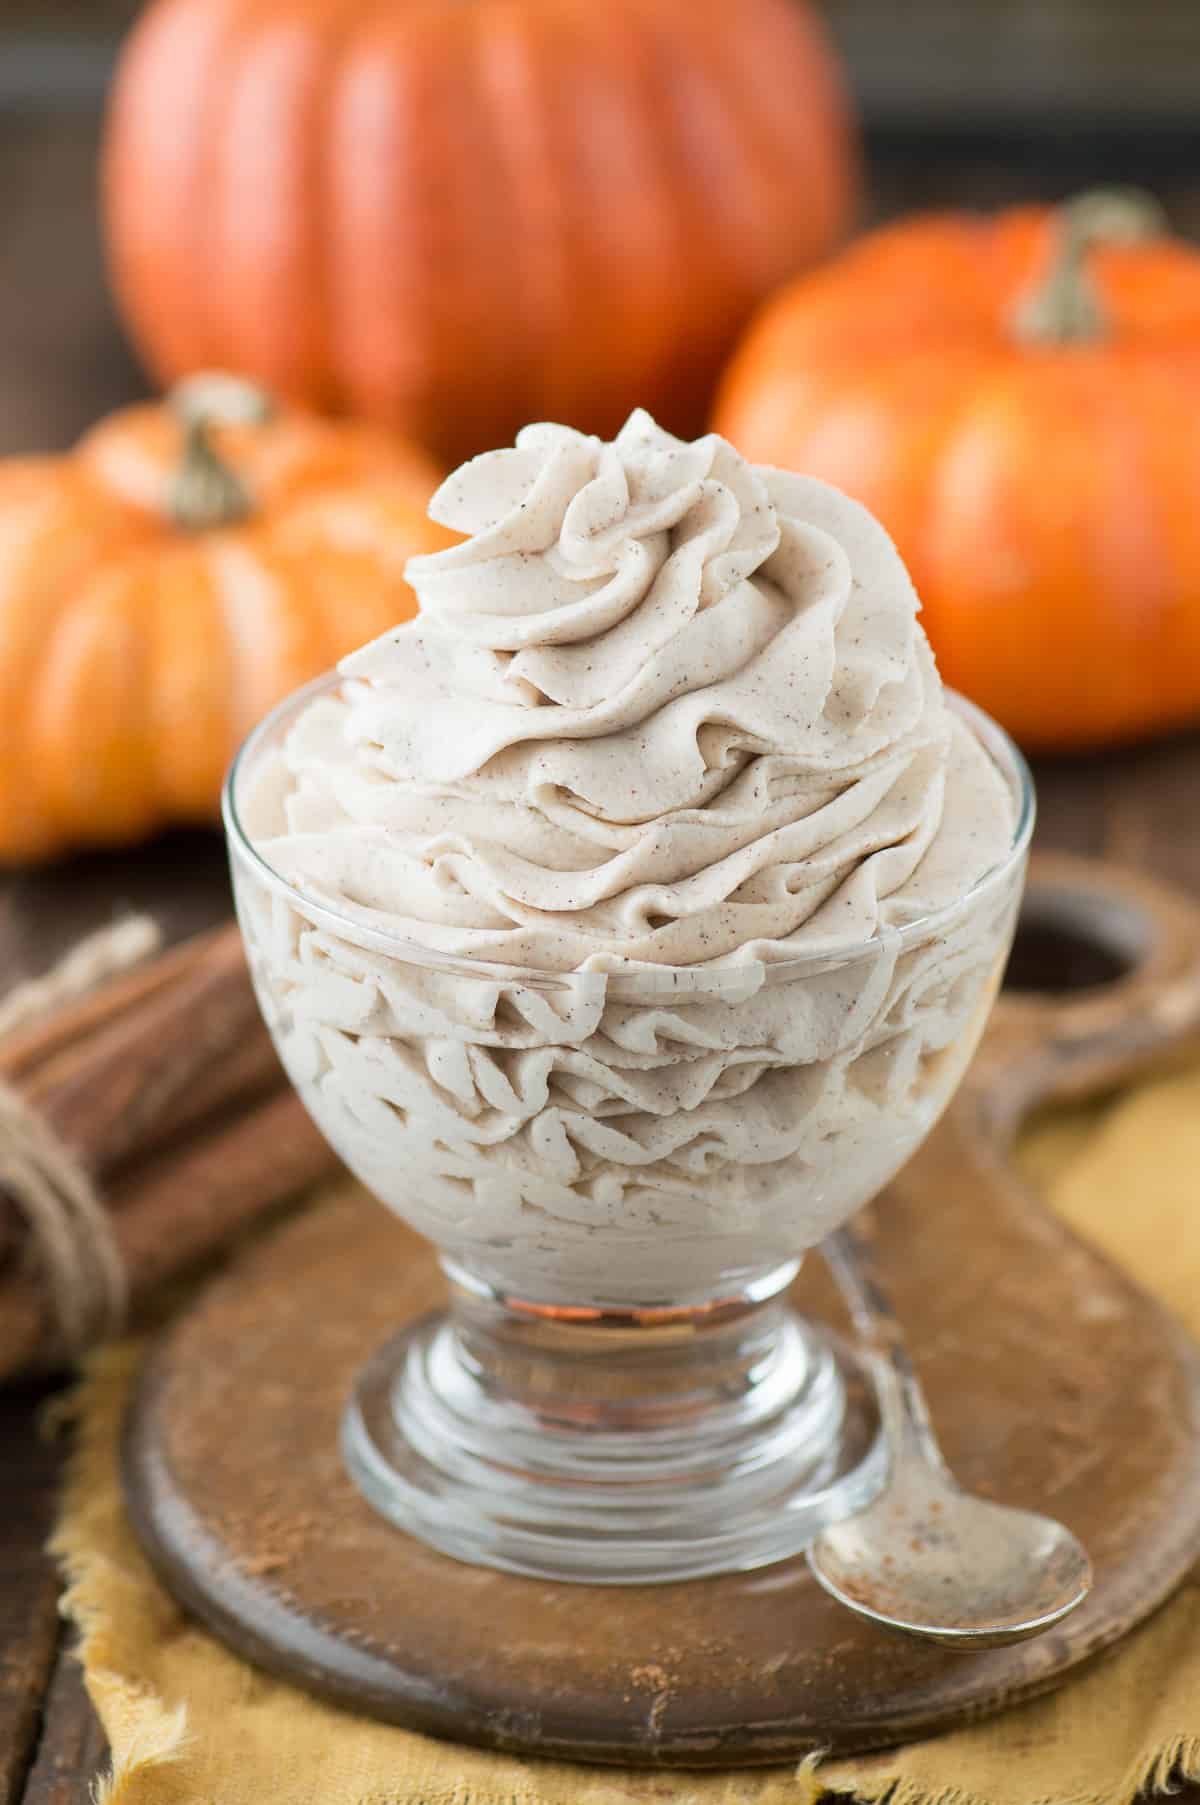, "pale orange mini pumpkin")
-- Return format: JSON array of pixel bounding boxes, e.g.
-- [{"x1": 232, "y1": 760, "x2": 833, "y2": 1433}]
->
[
  {"x1": 102, "y1": 0, "x2": 856, "y2": 464},
  {"x1": 0, "y1": 378, "x2": 449, "y2": 861},
  {"x1": 715, "y1": 190, "x2": 1200, "y2": 751}
]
